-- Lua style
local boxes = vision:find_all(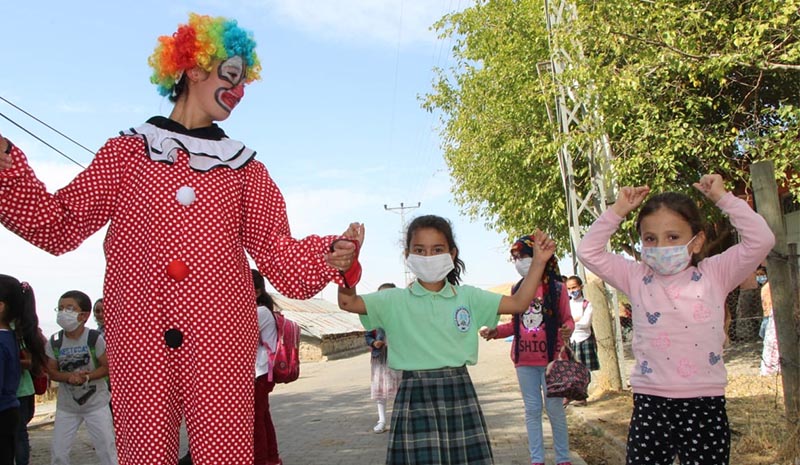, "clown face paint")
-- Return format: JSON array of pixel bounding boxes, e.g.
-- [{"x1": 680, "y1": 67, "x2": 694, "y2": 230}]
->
[{"x1": 215, "y1": 56, "x2": 246, "y2": 113}]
